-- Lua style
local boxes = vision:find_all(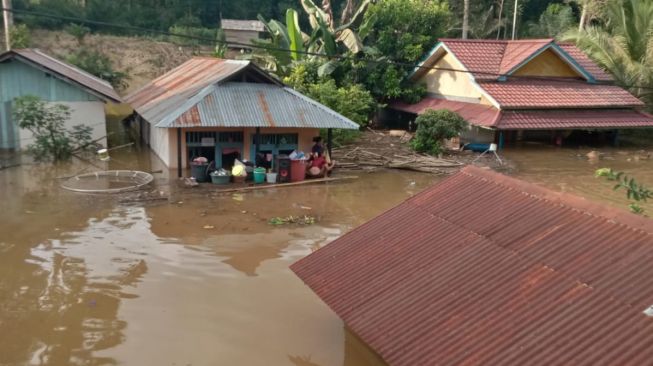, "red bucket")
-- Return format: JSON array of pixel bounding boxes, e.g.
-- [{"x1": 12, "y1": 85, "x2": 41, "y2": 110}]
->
[{"x1": 290, "y1": 160, "x2": 306, "y2": 182}]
